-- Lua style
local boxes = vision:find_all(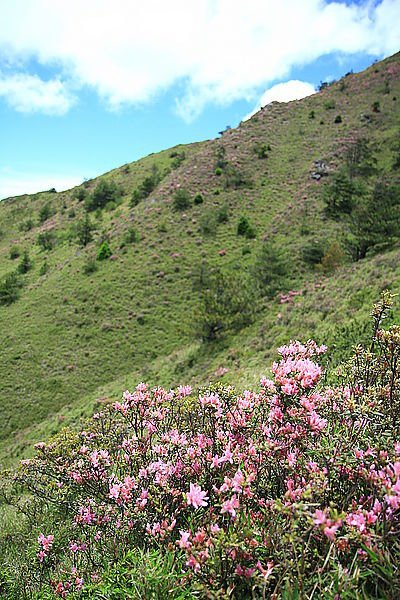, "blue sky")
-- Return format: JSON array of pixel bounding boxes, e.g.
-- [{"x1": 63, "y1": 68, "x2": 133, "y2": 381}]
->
[{"x1": 0, "y1": 0, "x2": 399, "y2": 200}]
